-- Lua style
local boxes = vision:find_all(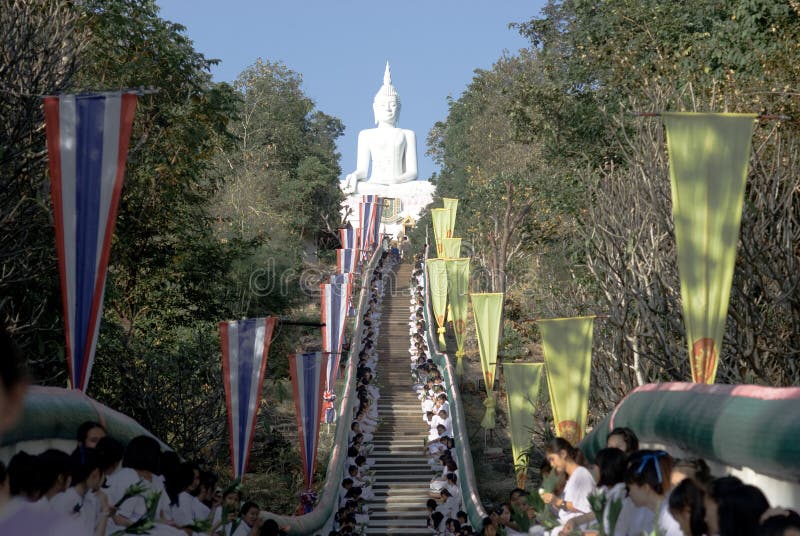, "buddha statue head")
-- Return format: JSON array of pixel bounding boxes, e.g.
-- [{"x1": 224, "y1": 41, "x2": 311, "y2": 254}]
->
[{"x1": 373, "y1": 62, "x2": 401, "y2": 126}]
